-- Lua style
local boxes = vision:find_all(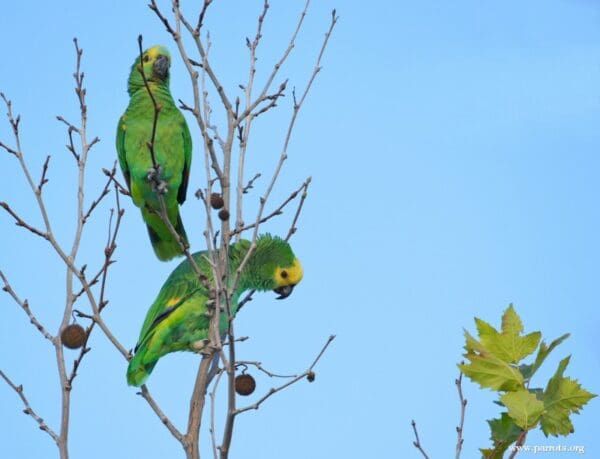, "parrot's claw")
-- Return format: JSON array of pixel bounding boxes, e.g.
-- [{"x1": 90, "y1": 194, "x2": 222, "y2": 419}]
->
[
  {"x1": 156, "y1": 181, "x2": 169, "y2": 195},
  {"x1": 146, "y1": 165, "x2": 169, "y2": 194}
]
